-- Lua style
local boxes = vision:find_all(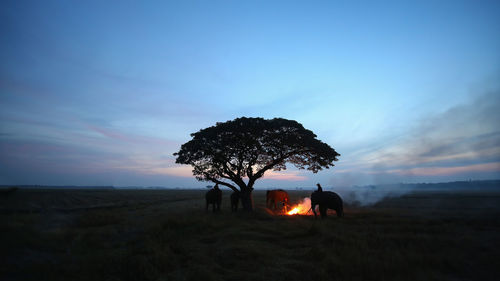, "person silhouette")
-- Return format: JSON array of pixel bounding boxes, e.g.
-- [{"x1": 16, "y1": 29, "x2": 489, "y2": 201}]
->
[{"x1": 316, "y1": 183, "x2": 323, "y2": 192}]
